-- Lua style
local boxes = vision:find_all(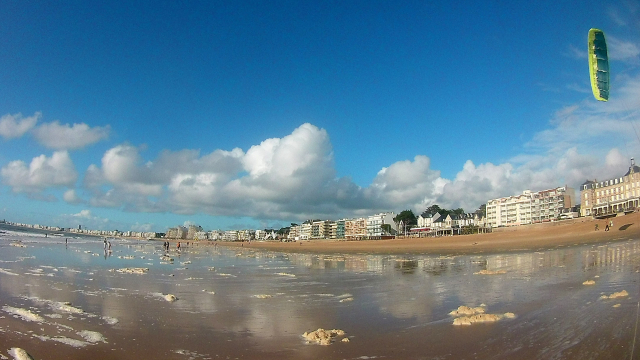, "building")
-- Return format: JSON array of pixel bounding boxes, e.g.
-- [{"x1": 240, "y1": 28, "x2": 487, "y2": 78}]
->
[
  {"x1": 335, "y1": 220, "x2": 346, "y2": 239},
  {"x1": 345, "y1": 218, "x2": 367, "y2": 240},
  {"x1": 486, "y1": 186, "x2": 576, "y2": 227},
  {"x1": 186, "y1": 225, "x2": 203, "y2": 240},
  {"x1": 580, "y1": 159, "x2": 640, "y2": 217},
  {"x1": 366, "y1": 212, "x2": 397, "y2": 238},
  {"x1": 417, "y1": 211, "x2": 441, "y2": 228}
]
